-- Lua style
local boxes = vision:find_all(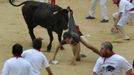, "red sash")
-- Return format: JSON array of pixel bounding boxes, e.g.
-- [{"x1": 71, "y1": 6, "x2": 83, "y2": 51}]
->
[
  {"x1": 50, "y1": 0, "x2": 55, "y2": 5},
  {"x1": 130, "y1": 7, "x2": 134, "y2": 11},
  {"x1": 76, "y1": 25, "x2": 80, "y2": 32}
]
